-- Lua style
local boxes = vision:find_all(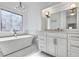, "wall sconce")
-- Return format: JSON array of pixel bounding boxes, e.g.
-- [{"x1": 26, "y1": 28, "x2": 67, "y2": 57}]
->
[
  {"x1": 45, "y1": 11, "x2": 50, "y2": 18},
  {"x1": 69, "y1": 4, "x2": 77, "y2": 16}
]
